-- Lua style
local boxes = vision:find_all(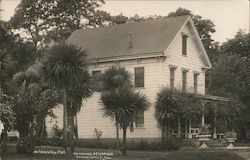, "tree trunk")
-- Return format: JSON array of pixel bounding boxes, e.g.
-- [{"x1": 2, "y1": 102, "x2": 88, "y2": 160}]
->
[
  {"x1": 116, "y1": 119, "x2": 119, "y2": 149},
  {"x1": 29, "y1": 116, "x2": 35, "y2": 154},
  {"x1": 122, "y1": 128, "x2": 127, "y2": 156},
  {"x1": 161, "y1": 126, "x2": 166, "y2": 145},
  {"x1": 63, "y1": 88, "x2": 68, "y2": 151},
  {"x1": 75, "y1": 113, "x2": 79, "y2": 147},
  {"x1": 70, "y1": 107, "x2": 75, "y2": 152},
  {"x1": 166, "y1": 122, "x2": 170, "y2": 140}
]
